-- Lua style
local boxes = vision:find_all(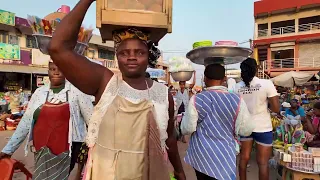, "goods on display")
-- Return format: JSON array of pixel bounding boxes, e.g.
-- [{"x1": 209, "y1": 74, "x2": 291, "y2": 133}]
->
[
  {"x1": 168, "y1": 57, "x2": 194, "y2": 73},
  {"x1": 192, "y1": 41, "x2": 212, "y2": 49},
  {"x1": 26, "y1": 15, "x2": 93, "y2": 44},
  {"x1": 271, "y1": 115, "x2": 282, "y2": 131},
  {"x1": 27, "y1": 13, "x2": 93, "y2": 55},
  {"x1": 146, "y1": 68, "x2": 165, "y2": 78}
]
